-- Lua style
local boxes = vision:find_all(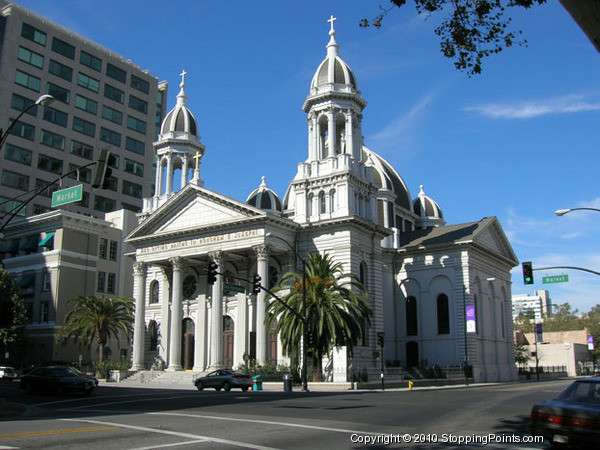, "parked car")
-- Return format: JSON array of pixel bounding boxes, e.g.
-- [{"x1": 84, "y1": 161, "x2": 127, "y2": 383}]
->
[
  {"x1": 593, "y1": 366, "x2": 600, "y2": 377},
  {"x1": 0, "y1": 366, "x2": 17, "y2": 380},
  {"x1": 194, "y1": 370, "x2": 253, "y2": 392},
  {"x1": 530, "y1": 378, "x2": 600, "y2": 448},
  {"x1": 20, "y1": 365, "x2": 97, "y2": 395}
]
